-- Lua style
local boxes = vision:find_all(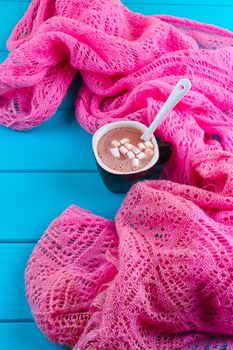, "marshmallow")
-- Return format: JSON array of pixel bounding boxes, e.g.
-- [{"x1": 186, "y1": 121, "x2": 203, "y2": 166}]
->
[
  {"x1": 137, "y1": 152, "x2": 146, "y2": 160},
  {"x1": 132, "y1": 158, "x2": 140, "y2": 167},
  {"x1": 144, "y1": 141, "x2": 154, "y2": 149},
  {"x1": 119, "y1": 146, "x2": 128, "y2": 155},
  {"x1": 110, "y1": 147, "x2": 120, "y2": 158},
  {"x1": 125, "y1": 143, "x2": 133, "y2": 151},
  {"x1": 132, "y1": 146, "x2": 140, "y2": 155},
  {"x1": 111, "y1": 140, "x2": 120, "y2": 147},
  {"x1": 127, "y1": 151, "x2": 135, "y2": 159},
  {"x1": 120, "y1": 138, "x2": 130, "y2": 145},
  {"x1": 145, "y1": 149, "x2": 154, "y2": 157},
  {"x1": 138, "y1": 143, "x2": 146, "y2": 151}
]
